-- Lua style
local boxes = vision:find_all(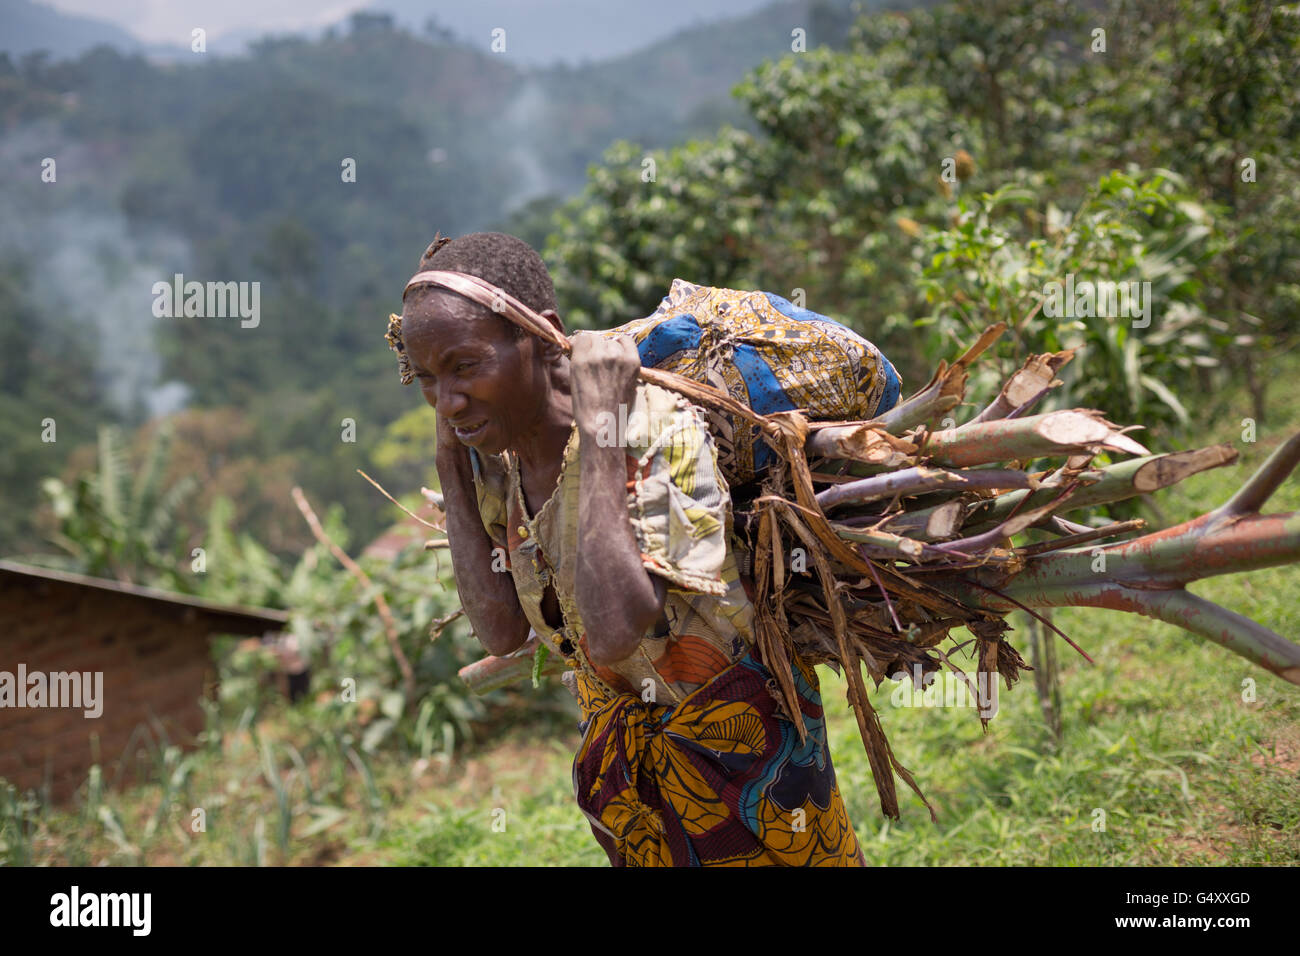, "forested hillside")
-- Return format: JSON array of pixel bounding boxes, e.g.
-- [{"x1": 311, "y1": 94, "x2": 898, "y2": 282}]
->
[{"x1": 0, "y1": 0, "x2": 869, "y2": 556}]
